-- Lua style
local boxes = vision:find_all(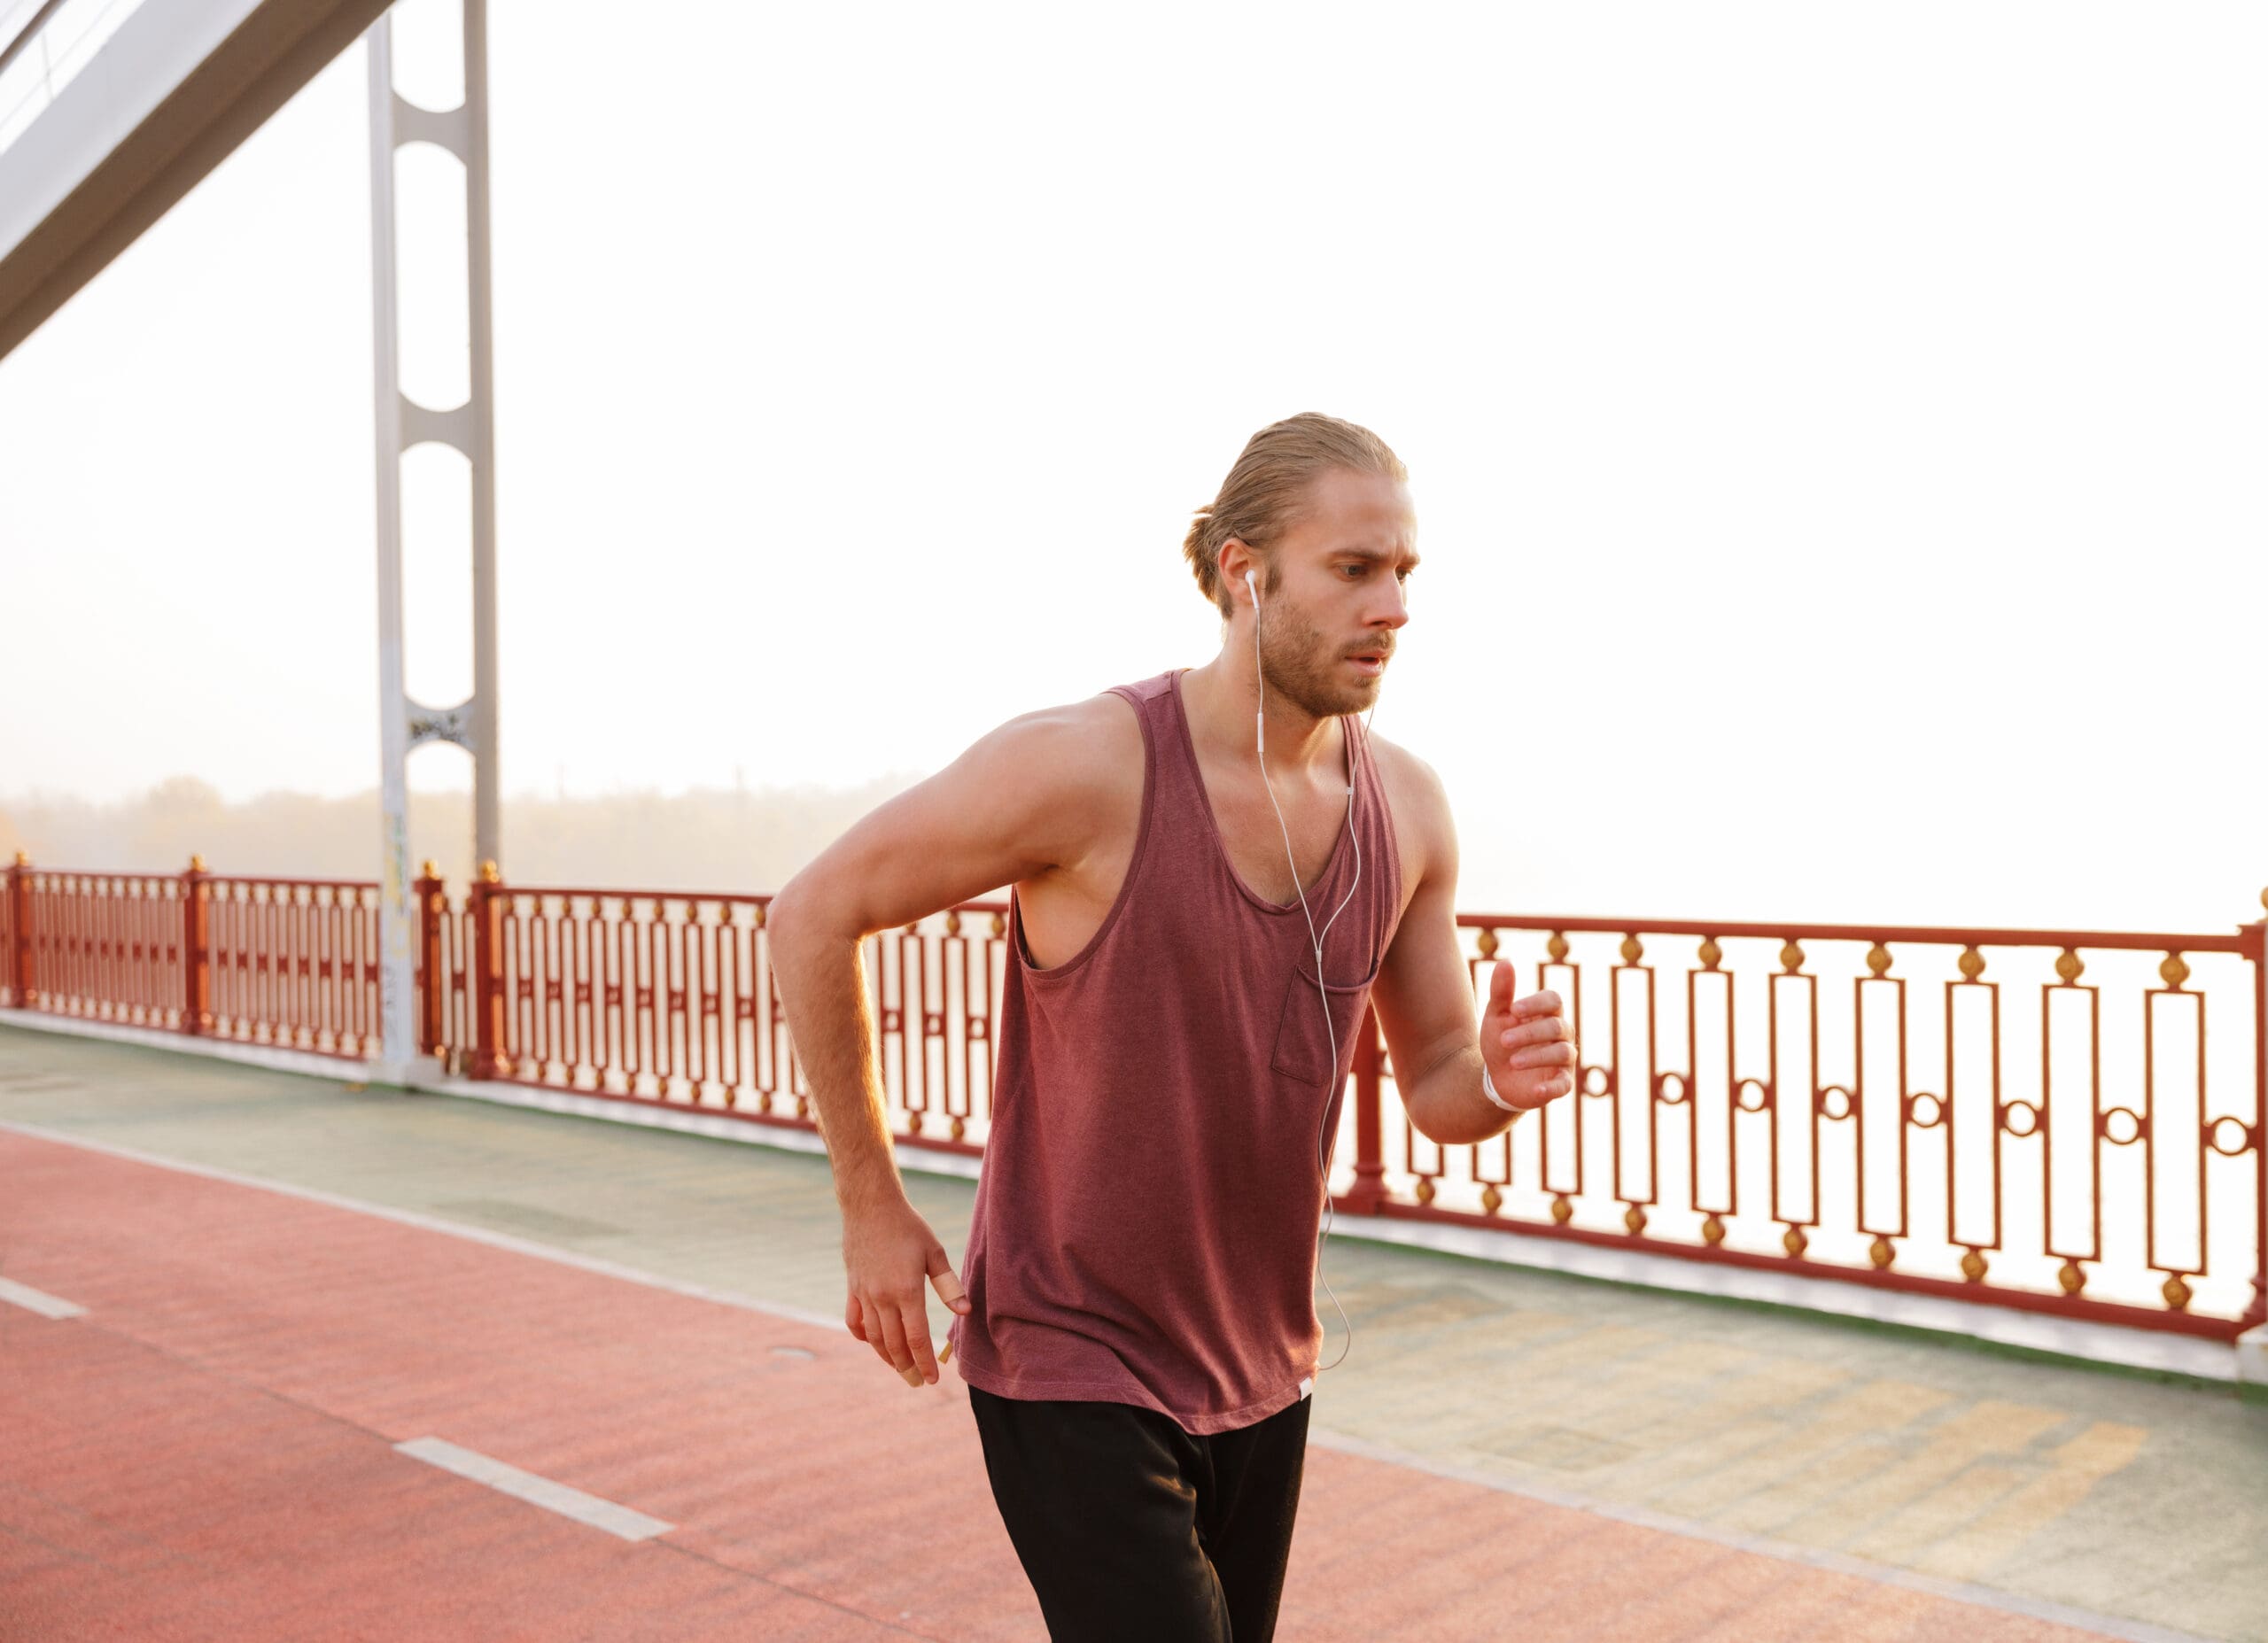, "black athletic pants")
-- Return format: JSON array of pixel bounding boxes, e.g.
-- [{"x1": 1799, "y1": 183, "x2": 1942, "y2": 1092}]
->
[{"x1": 967, "y1": 1384, "x2": 1312, "y2": 1641}]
